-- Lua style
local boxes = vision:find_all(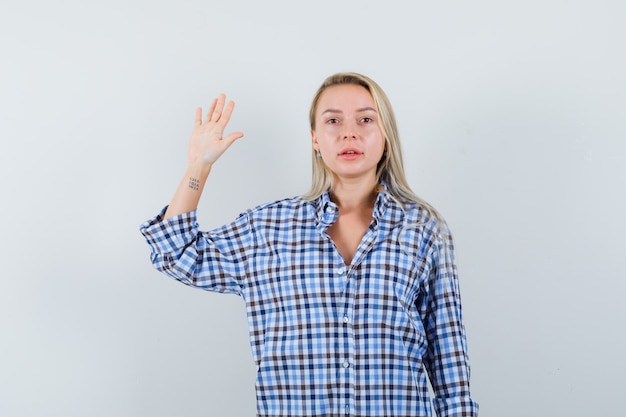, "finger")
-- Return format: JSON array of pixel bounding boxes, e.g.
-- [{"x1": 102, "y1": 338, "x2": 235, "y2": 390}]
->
[
  {"x1": 216, "y1": 100, "x2": 236, "y2": 127},
  {"x1": 194, "y1": 107, "x2": 203, "y2": 126},
  {"x1": 222, "y1": 131, "x2": 245, "y2": 147},
  {"x1": 210, "y1": 94, "x2": 226, "y2": 122},
  {"x1": 205, "y1": 97, "x2": 218, "y2": 122}
]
